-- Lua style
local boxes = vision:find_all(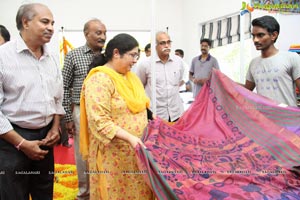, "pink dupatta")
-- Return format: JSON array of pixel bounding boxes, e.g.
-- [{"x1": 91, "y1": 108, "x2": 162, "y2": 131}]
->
[{"x1": 136, "y1": 69, "x2": 300, "y2": 200}]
